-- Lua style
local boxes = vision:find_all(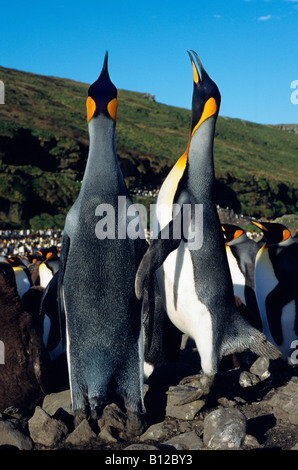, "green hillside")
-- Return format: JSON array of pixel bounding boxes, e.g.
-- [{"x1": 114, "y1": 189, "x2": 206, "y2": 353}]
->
[{"x1": 0, "y1": 65, "x2": 297, "y2": 229}]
